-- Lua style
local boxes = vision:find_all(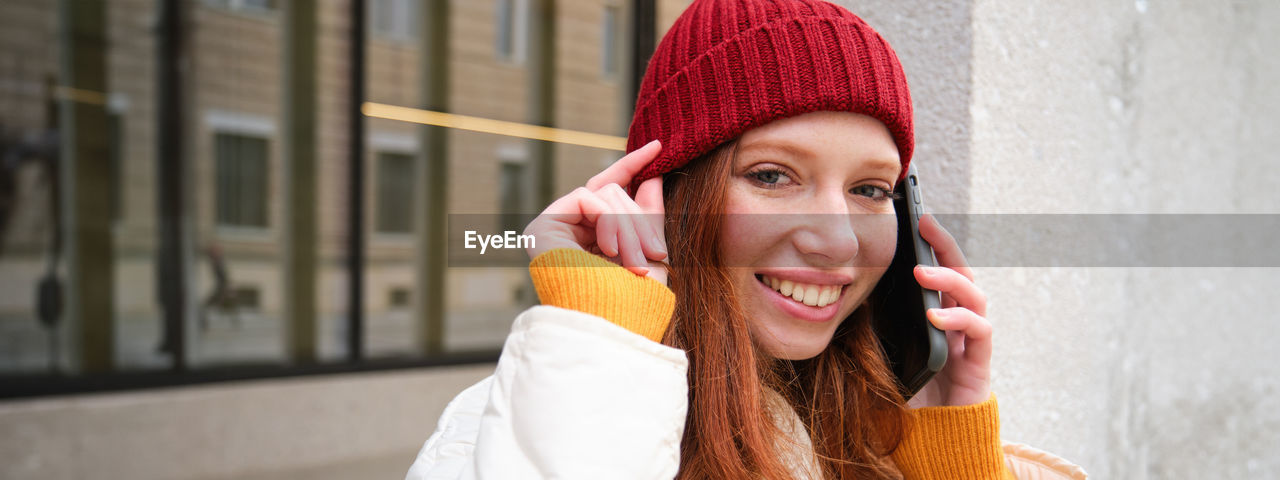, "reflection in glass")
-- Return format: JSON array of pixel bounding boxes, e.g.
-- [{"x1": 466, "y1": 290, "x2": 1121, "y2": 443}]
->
[{"x1": 0, "y1": 0, "x2": 653, "y2": 389}]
